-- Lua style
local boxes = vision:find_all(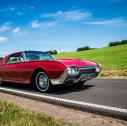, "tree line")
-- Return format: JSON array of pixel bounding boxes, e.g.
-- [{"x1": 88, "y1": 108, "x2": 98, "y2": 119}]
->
[
  {"x1": 77, "y1": 46, "x2": 96, "y2": 52},
  {"x1": 76, "y1": 39, "x2": 127, "y2": 52},
  {"x1": 108, "y1": 40, "x2": 127, "y2": 47},
  {"x1": 46, "y1": 50, "x2": 58, "y2": 55}
]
